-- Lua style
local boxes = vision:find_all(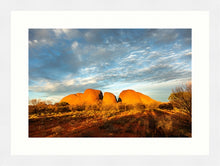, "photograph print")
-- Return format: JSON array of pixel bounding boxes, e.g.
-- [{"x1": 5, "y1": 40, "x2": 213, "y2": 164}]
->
[{"x1": 28, "y1": 29, "x2": 192, "y2": 137}]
